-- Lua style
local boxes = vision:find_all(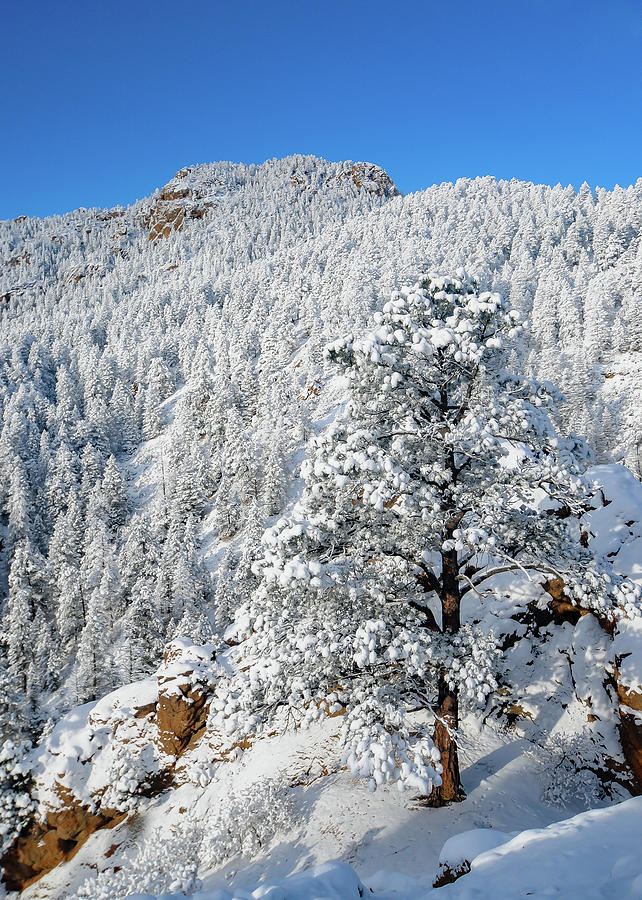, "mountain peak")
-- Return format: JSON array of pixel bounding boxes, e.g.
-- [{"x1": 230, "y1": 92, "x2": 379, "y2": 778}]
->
[{"x1": 143, "y1": 155, "x2": 399, "y2": 241}]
